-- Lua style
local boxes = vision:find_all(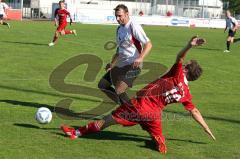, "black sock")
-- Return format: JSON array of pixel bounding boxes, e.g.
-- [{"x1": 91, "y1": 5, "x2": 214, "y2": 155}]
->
[
  {"x1": 106, "y1": 86, "x2": 121, "y2": 104},
  {"x1": 118, "y1": 92, "x2": 131, "y2": 106},
  {"x1": 108, "y1": 86, "x2": 115, "y2": 93},
  {"x1": 3, "y1": 22, "x2": 8, "y2": 25},
  {"x1": 227, "y1": 41, "x2": 230, "y2": 51}
]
